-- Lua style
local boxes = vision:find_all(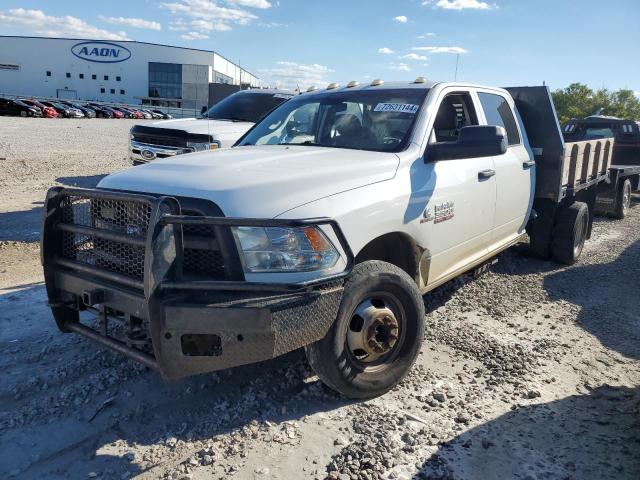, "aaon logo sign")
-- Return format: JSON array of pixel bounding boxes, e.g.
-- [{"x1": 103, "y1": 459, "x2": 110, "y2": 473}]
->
[{"x1": 71, "y1": 41, "x2": 131, "y2": 63}]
